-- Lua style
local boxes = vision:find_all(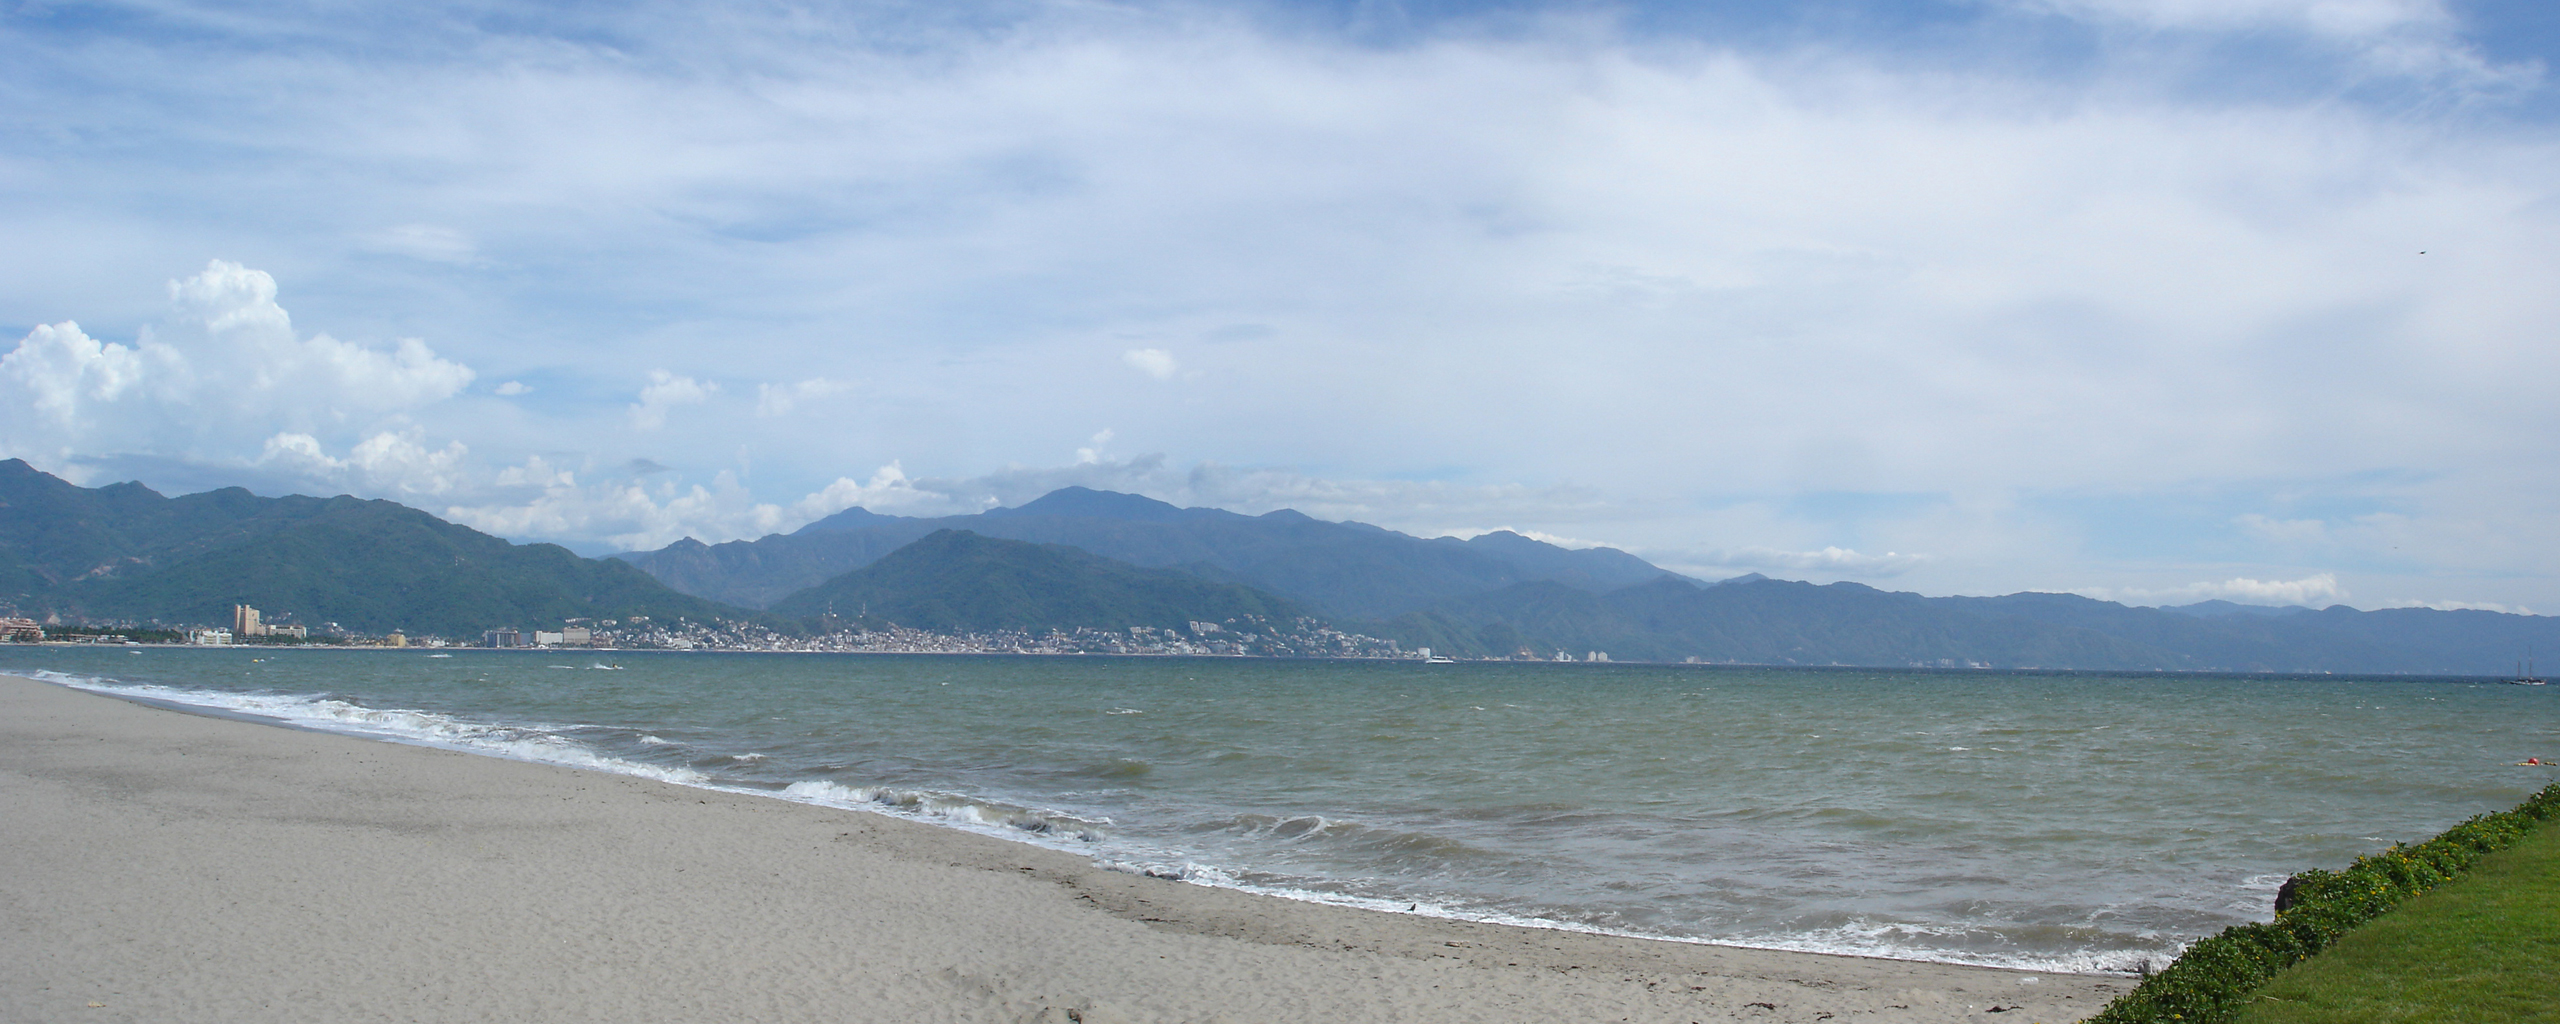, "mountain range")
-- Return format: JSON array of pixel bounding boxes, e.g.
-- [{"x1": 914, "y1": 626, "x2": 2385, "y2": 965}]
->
[
  {"x1": 614, "y1": 485, "x2": 2560, "y2": 675},
  {"x1": 0, "y1": 459, "x2": 736, "y2": 636},
  {"x1": 614, "y1": 486, "x2": 1682, "y2": 617},
  {"x1": 768, "y1": 528, "x2": 1309, "y2": 632},
  {"x1": 8, "y1": 457, "x2": 2558, "y2": 674}
]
